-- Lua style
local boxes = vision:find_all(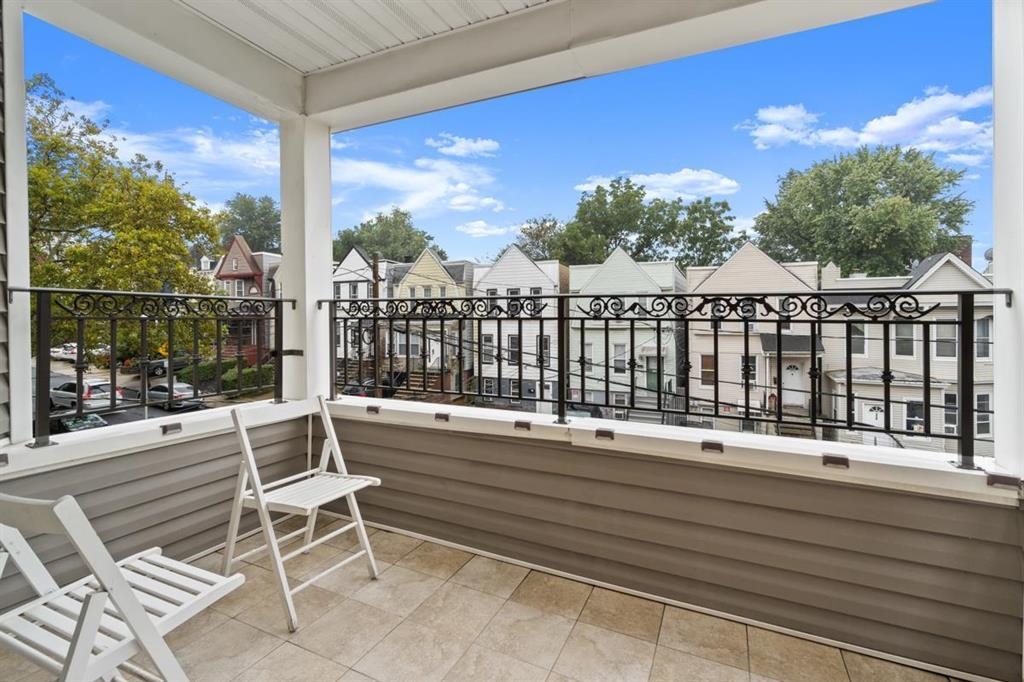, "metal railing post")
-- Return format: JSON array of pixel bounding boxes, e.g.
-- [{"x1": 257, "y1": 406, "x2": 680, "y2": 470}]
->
[
  {"x1": 556, "y1": 296, "x2": 569, "y2": 424},
  {"x1": 273, "y1": 299, "x2": 284, "y2": 403},
  {"x1": 957, "y1": 292, "x2": 976, "y2": 468},
  {"x1": 31, "y1": 291, "x2": 53, "y2": 447}
]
